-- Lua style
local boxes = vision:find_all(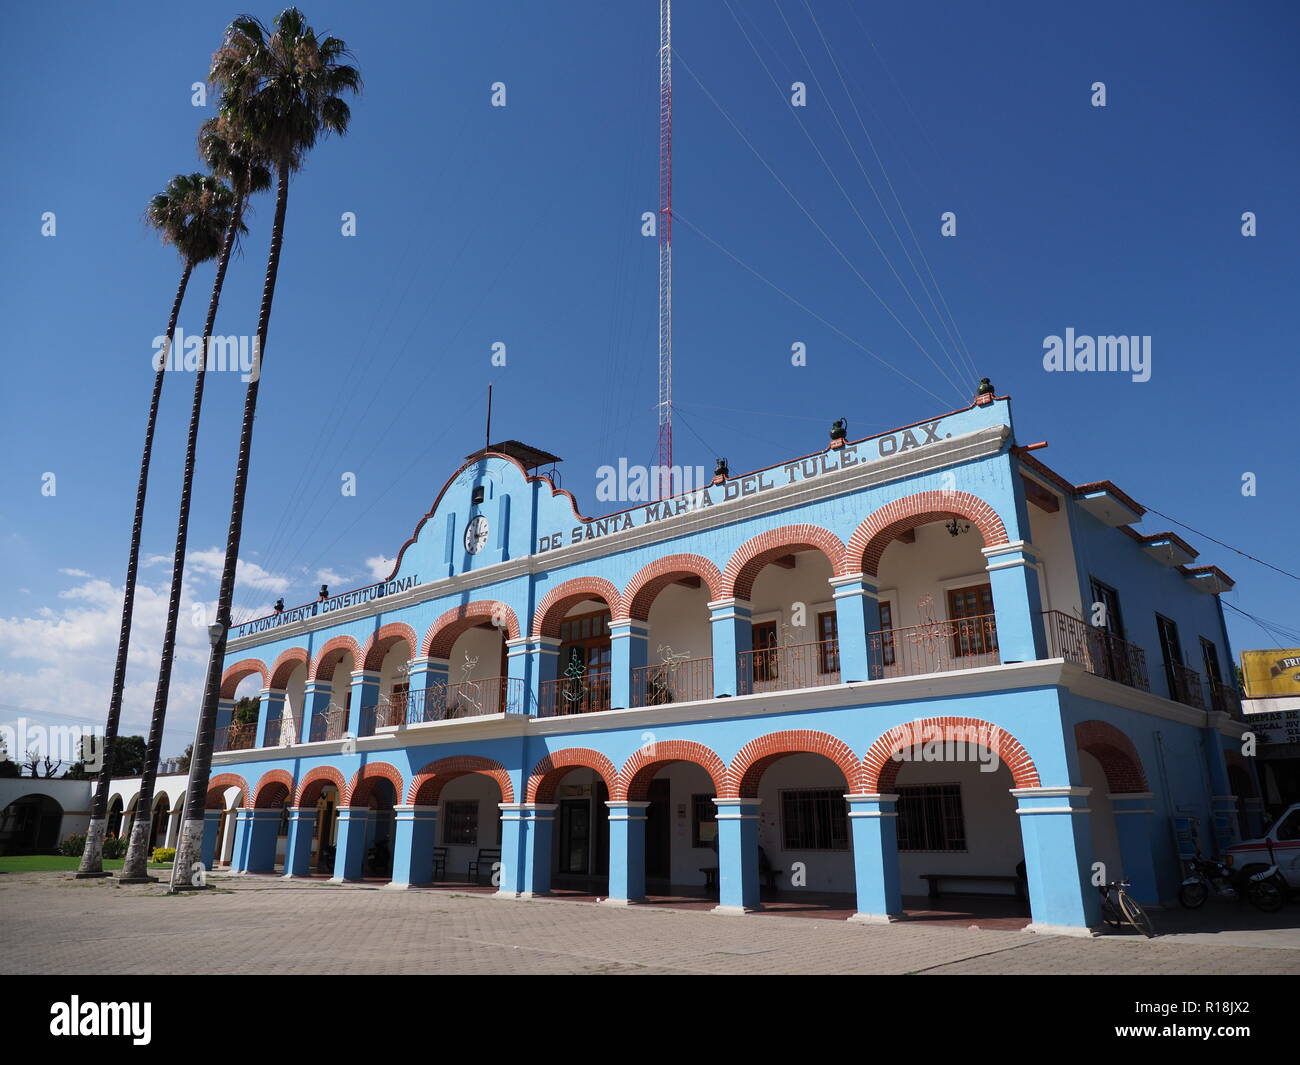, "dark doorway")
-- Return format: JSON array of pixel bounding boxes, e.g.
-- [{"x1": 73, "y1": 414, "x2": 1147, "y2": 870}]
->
[
  {"x1": 0, "y1": 794, "x2": 64, "y2": 855},
  {"x1": 645, "y1": 778, "x2": 671, "y2": 881}
]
